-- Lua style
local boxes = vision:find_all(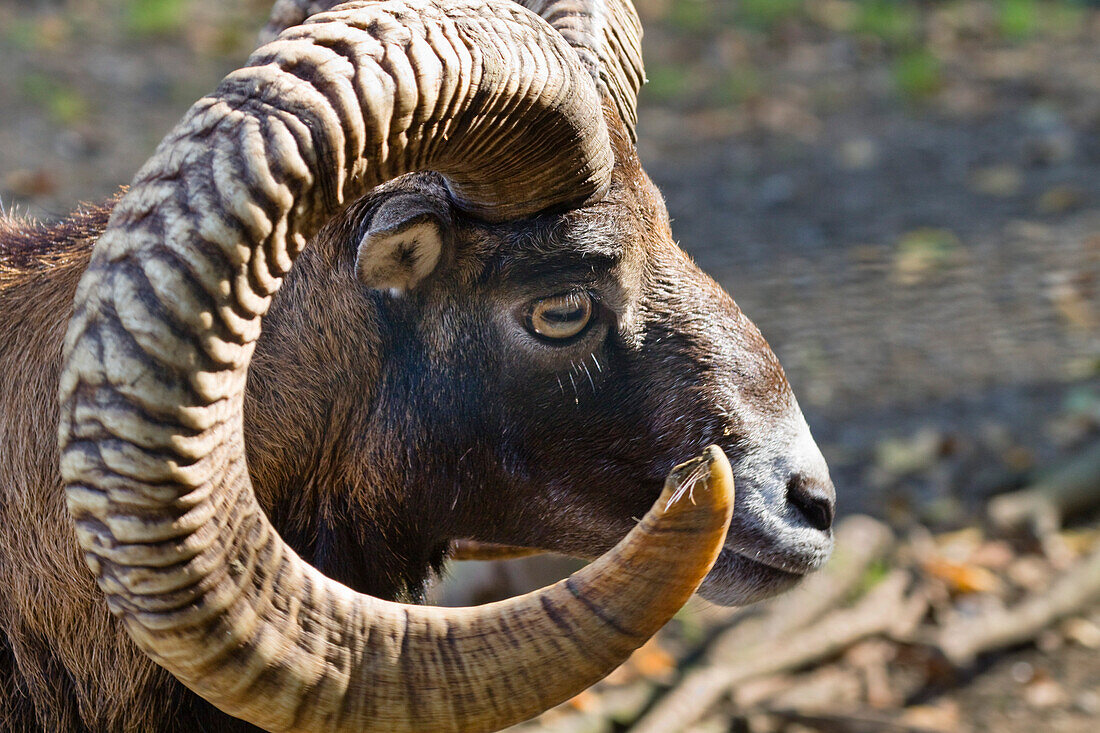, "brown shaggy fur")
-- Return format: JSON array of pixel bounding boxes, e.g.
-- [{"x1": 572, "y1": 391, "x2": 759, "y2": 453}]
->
[{"x1": 1, "y1": 202, "x2": 194, "y2": 730}]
